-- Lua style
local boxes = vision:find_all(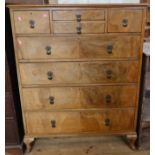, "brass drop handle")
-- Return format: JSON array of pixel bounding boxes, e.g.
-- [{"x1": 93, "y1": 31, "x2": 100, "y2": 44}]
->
[
  {"x1": 104, "y1": 118, "x2": 111, "y2": 126},
  {"x1": 47, "y1": 71, "x2": 53, "y2": 80},
  {"x1": 106, "y1": 70, "x2": 112, "y2": 79},
  {"x1": 51, "y1": 120, "x2": 56, "y2": 128},
  {"x1": 122, "y1": 17, "x2": 128, "y2": 27},
  {"x1": 105, "y1": 95, "x2": 112, "y2": 104},
  {"x1": 76, "y1": 19, "x2": 82, "y2": 34},
  {"x1": 107, "y1": 44, "x2": 113, "y2": 54},
  {"x1": 29, "y1": 20, "x2": 35, "y2": 29},
  {"x1": 76, "y1": 14, "x2": 81, "y2": 22},
  {"x1": 49, "y1": 96, "x2": 54, "y2": 104},
  {"x1": 77, "y1": 26, "x2": 82, "y2": 34},
  {"x1": 45, "y1": 46, "x2": 52, "y2": 55}
]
